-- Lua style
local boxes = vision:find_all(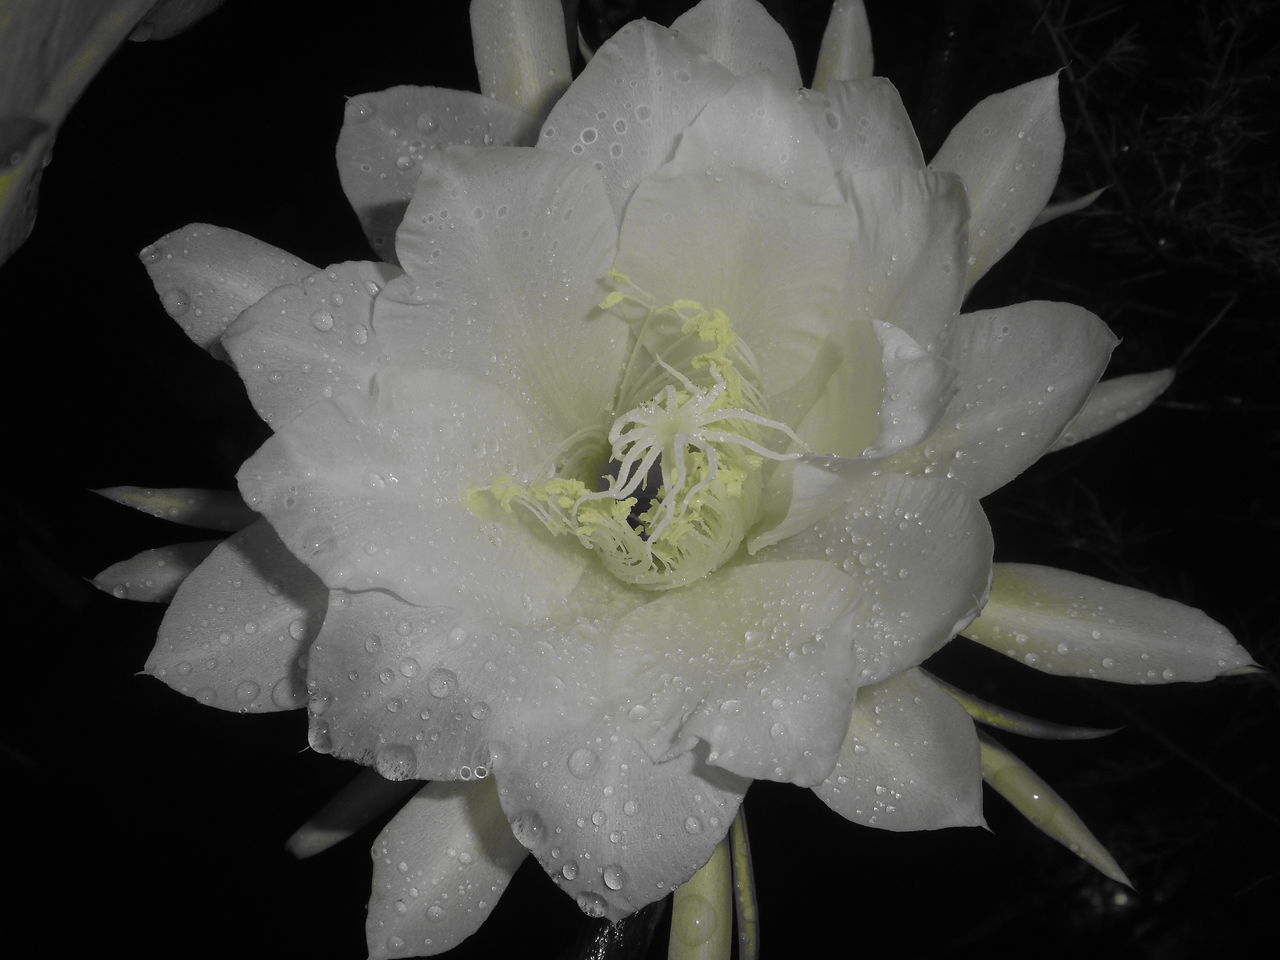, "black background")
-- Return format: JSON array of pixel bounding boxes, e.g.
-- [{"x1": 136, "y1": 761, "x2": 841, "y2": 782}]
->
[{"x1": 4, "y1": 1, "x2": 1278, "y2": 958}]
